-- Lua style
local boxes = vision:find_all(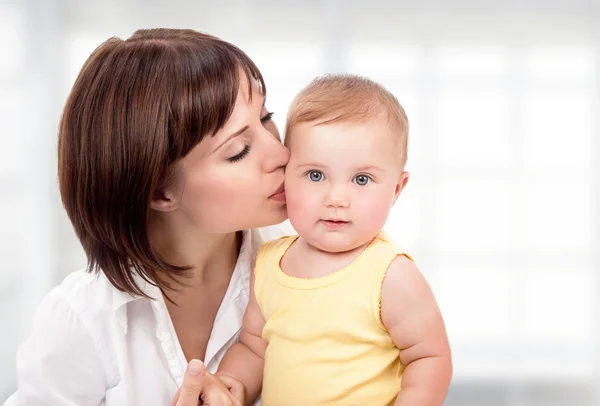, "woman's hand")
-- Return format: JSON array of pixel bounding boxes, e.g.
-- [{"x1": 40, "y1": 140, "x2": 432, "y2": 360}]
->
[{"x1": 171, "y1": 359, "x2": 244, "y2": 406}]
